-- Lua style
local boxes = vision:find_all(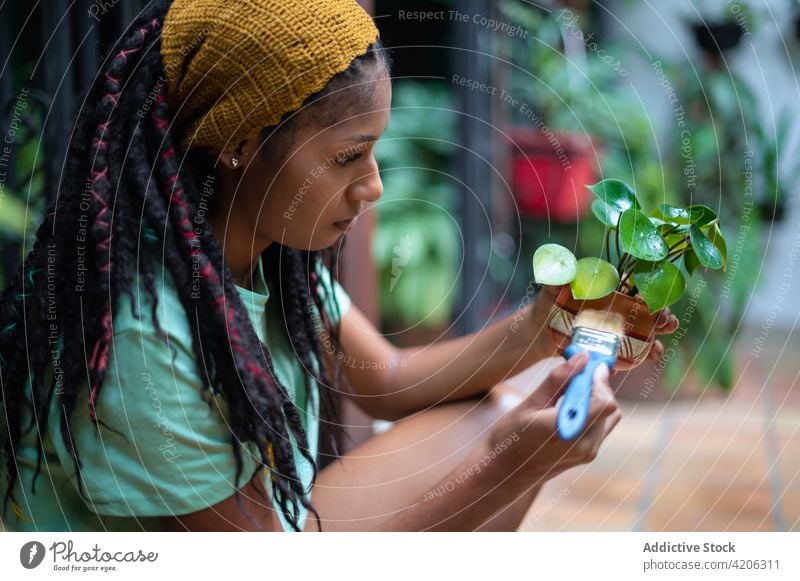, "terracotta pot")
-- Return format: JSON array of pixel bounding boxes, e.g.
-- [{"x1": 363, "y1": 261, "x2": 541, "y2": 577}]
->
[{"x1": 545, "y1": 286, "x2": 659, "y2": 371}]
